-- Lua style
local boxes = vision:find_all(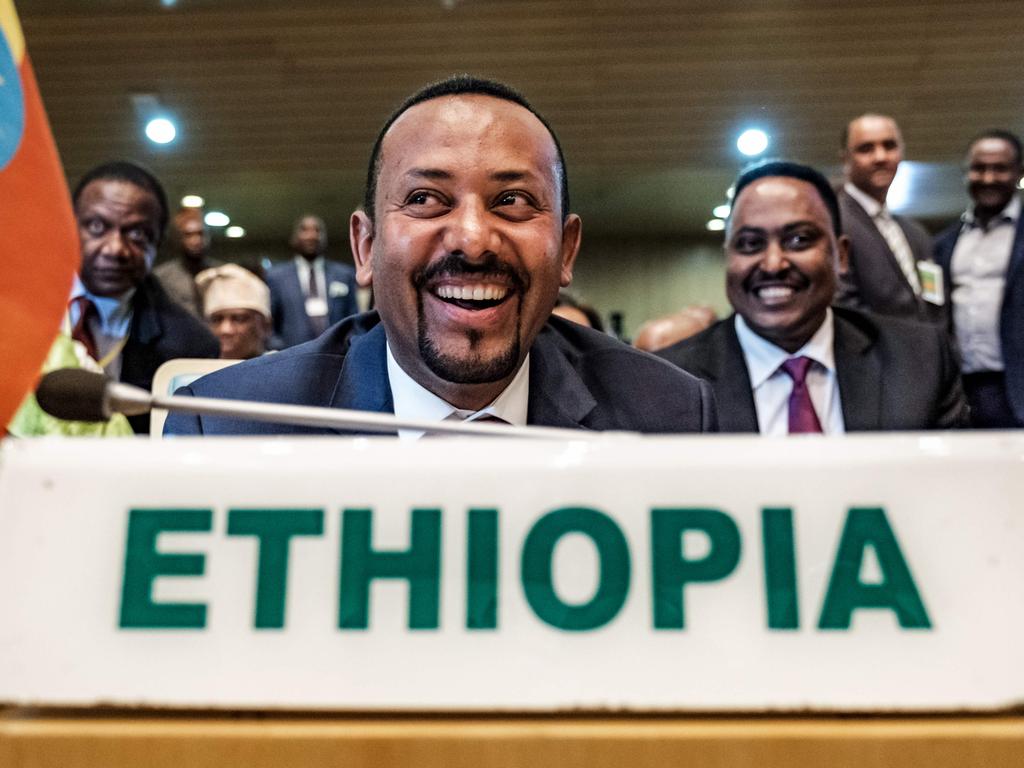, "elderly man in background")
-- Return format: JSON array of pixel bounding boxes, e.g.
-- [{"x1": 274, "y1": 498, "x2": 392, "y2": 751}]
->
[
  {"x1": 197, "y1": 263, "x2": 272, "y2": 360},
  {"x1": 154, "y1": 206, "x2": 221, "y2": 318},
  {"x1": 658, "y1": 160, "x2": 967, "y2": 434},
  {"x1": 68, "y1": 160, "x2": 219, "y2": 433}
]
